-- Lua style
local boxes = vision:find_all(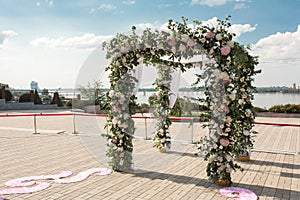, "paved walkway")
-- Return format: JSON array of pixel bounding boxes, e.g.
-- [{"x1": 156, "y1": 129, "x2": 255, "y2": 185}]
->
[{"x1": 0, "y1": 113, "x2": 300, "y2": 199}]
